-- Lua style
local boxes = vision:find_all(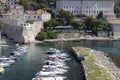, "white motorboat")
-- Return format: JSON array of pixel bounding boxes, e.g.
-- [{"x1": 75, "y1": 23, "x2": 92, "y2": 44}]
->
[
  {"x1": 16, "y1": 45, "x2": 28, "y2": 53},
  {"x1": 32, "y1": 76, "x2": 63, "y2": 80},
  {"x1": 1, "y1": 45, "x2": 9, "y2": 47},
  {"x1": 46, "y1": 48, "x2": 56, "y2": 54},
  {"x1": 10, "y1": 51, "x2": 21, "y2": 56},
  {"x1": 5, "y1": 59, "x2": 15, "y2": 64},
  {"x1": 33, "y1": 48, "x2": 70, "y2": 80},
  {"x1": 0, "y1": 57, "x2": 9, "y2": 60},
  {"x1": 10, "y1": 56, "x2": 17, "y2": 60},
  {"x1": 42, "y1": 68, "x2": 67, "y2": 75},
  {"x1": 0, "y1": 57, "x2": 15, "y2": 64},
  {"x1": 35, "y1": 71, "x2": 56, "y2": 77},
  {"x1": 0, "y1": 62, "x2": 10, "y2": 68}
]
